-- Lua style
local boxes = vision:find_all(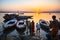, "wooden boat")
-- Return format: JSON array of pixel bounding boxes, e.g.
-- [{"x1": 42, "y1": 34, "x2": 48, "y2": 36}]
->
[
  {"x1": 3, "y1": 14, "x2": 18, "y2": 23},
  {"x1": 3, "y1": 18, "x2": 17, "y2": 30},
  {"x1": 3, "y1": 14, "x2": 33, "y2": 34},
  {"x1": 40, "y1": 20, "x2": 49, "y2": 33},
  {"x1": 16, "y1": 20, "x2": 26, "y2": 33}
]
